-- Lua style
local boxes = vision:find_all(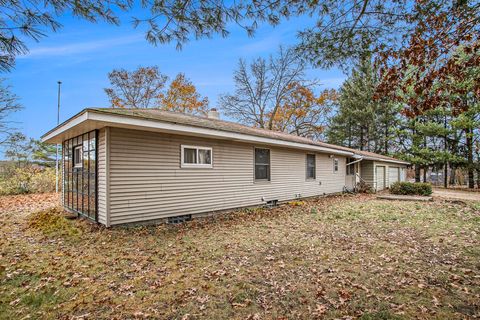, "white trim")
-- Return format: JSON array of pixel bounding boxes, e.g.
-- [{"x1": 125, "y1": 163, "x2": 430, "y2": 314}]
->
[
  {"x1": 42, "y1": 112, "x2": 89, "y2": 142},
  {"x1": 180, "y1": 145, "x2": 213, "y2": 168},
  {"x1": 43, "y1": 111, "x2": 354, "y2": 156}
]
